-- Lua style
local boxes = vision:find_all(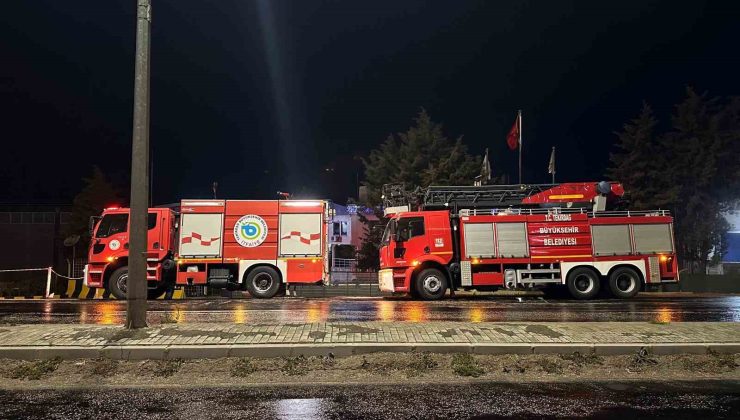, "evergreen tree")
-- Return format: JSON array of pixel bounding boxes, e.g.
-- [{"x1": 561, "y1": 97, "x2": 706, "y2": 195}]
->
[
  {"x1": 362, "y1": 109, "x2": 481, "y2": 204},
  {"x1": 663, "y1": 88, "x2": 729, "y2": 272},
  {"x1": 607, "y1": 103, "x2": 677, "y2": 209},
  {"x1": 609, "y1": 88, "x2": 740, "y2": 272},
  {"x1": 357, "y1": 109, "x2": 482, "y2": 269},
  {"x1": 64, "y1": 166, "x2": 121, "y2": 246}
]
